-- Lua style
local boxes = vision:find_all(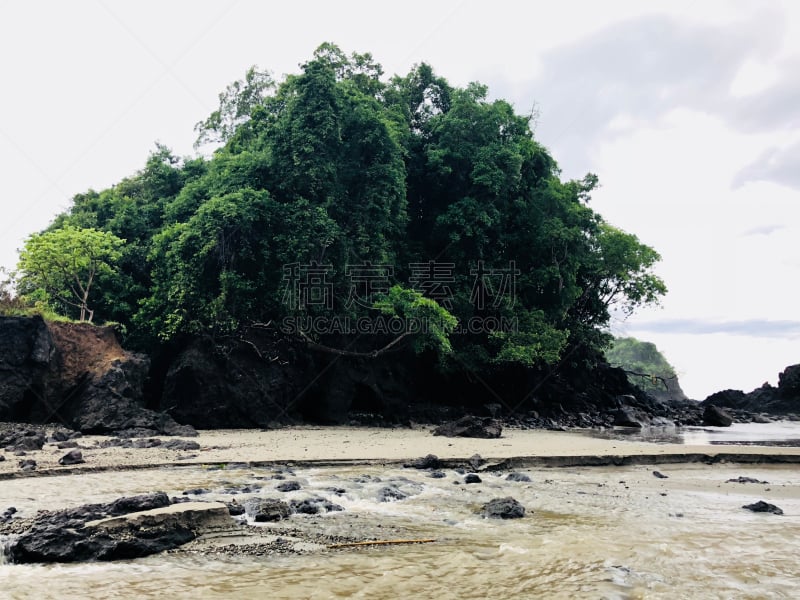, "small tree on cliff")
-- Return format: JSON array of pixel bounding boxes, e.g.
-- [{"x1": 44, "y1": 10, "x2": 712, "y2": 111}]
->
[{"x1": 16, "y1": 226, "x2": 124, "y2": 322}]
